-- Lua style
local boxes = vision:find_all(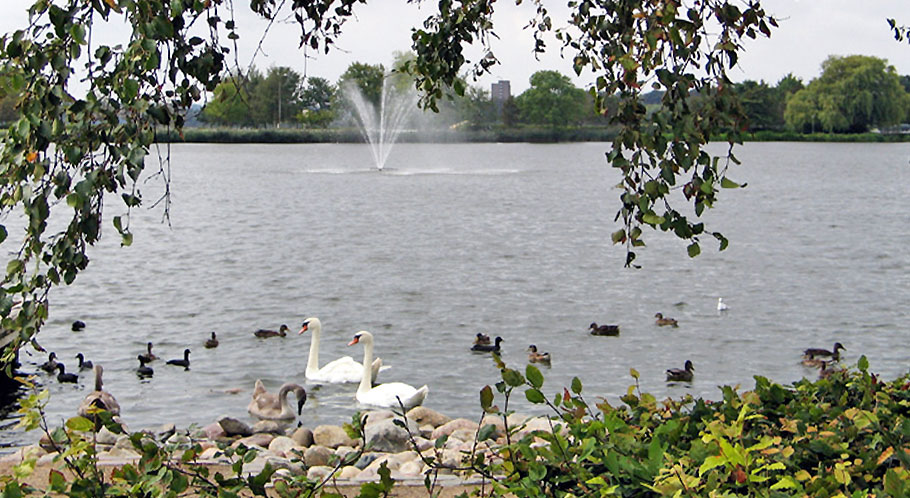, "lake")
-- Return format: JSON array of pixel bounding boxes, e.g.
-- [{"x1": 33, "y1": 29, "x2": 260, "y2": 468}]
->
[{"x1": 1, "y1": 141, "x2": 908, "y2": 450}]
